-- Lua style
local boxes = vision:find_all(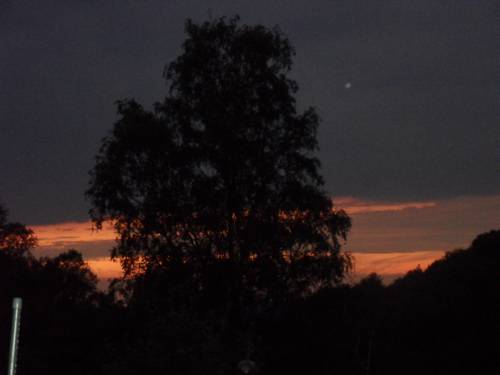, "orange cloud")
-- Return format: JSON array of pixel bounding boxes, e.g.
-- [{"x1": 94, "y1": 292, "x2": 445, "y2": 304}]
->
[
  {"x1": 334, "y1": 196, "x2": 436, "y2": 214},
  {"x1": 31, "y1": 221, "x2": 116, "y2": 248},
  {"x1": 30, "y1": 221, "x2": 116, "y2": 259}
]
